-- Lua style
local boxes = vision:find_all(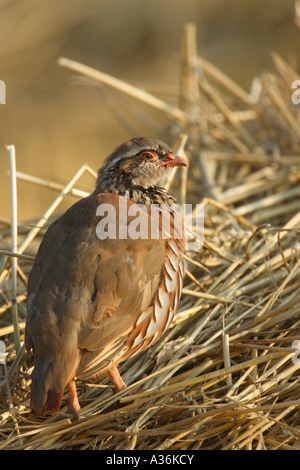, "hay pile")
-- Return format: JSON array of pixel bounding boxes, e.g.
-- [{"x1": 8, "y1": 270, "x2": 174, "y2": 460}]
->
[{"x1": 0, "y1": 24, "x2": 300, "y2": 450}]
